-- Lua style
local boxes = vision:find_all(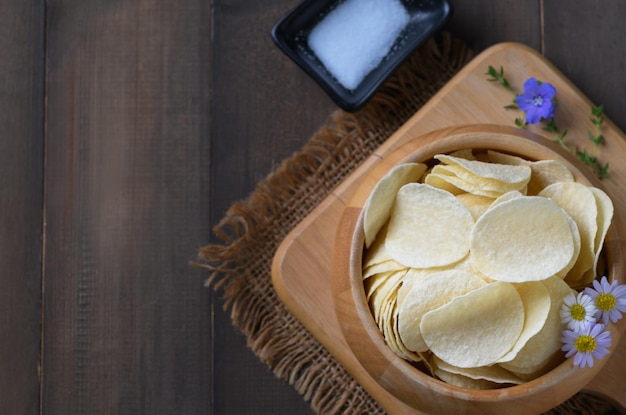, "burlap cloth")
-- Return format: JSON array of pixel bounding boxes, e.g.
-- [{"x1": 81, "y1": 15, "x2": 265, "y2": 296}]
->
[{"x1": 197, "y1": 33, "x2": 620, "y2": 415}]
